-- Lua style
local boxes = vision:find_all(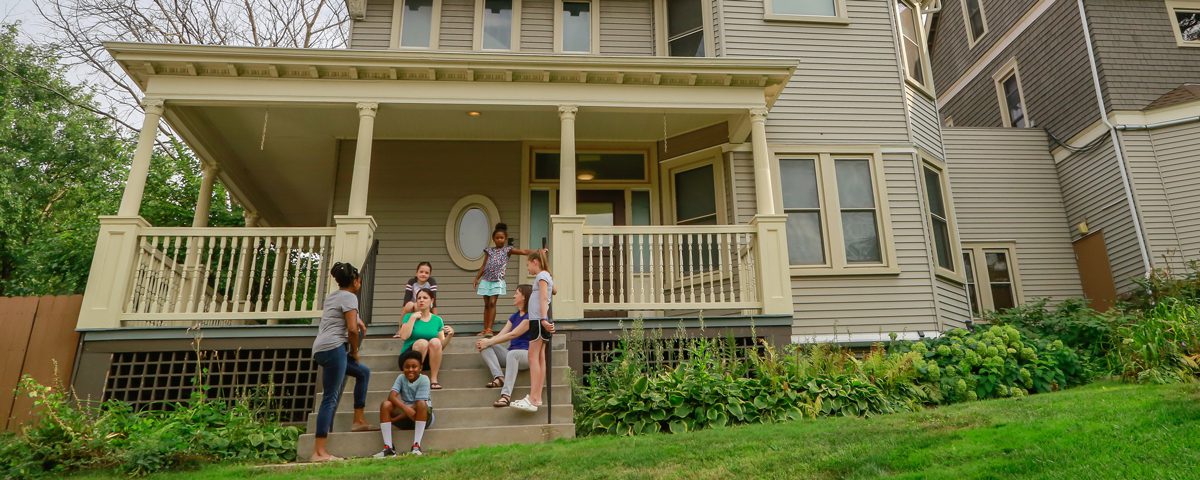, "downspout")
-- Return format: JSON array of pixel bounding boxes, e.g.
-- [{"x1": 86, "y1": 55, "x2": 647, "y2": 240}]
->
[
  {"x1": 1116, "y1": 116, "x2": 1200, "y2": 131},
  {"x1": 1076, "y1": 0, "x2": 1153, "y2": 278}
]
